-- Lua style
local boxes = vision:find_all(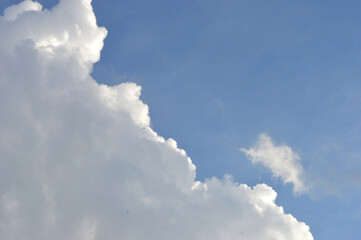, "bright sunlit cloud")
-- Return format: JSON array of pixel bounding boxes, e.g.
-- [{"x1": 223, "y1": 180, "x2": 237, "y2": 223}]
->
[{"x1": 0, "y1": 1, "x2": 313, "y2": 239}]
